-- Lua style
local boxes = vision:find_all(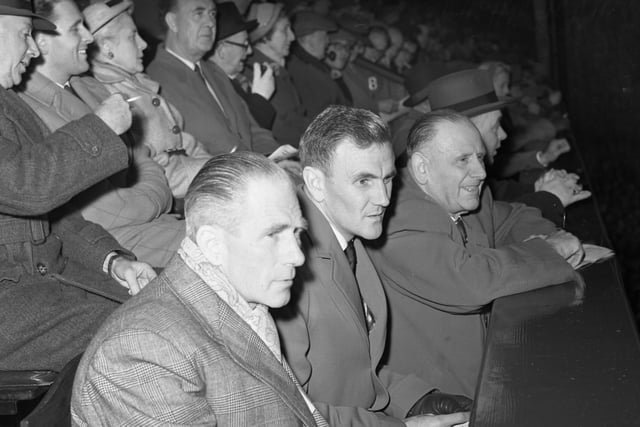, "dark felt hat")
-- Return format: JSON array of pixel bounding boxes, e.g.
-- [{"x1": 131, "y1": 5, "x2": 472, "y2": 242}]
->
[
  {"x1": 293, "y1": 11, "x2": 337, "y2": 38},
  {"x1": 428, "y1": 69, "x2": 516, "y2": 117},
  {"x1": 0, "y1": 0, "x2": 56, "y2": 31},
  {"x1": 216, "y1": 1, "x2": 258, "y2": 41},
  {"x1": 403, "y1": 61, "x2": 453, "y2": 107}
]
